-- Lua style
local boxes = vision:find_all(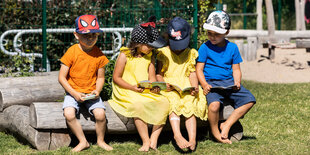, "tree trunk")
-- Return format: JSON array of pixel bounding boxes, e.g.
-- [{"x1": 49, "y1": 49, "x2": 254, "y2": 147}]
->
[
  {"x1": 0, "y1": 71, "x2": 64, "y2": 111},
  {"x1": 296, "y1": 0, "x2": 306, "y2": 30},
  {"x1": 256, "y1": 0, "x2": 263, "y2": 30},
  {"x1": 265, "y1": 0, "x2": 276, "y2": 38}
]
